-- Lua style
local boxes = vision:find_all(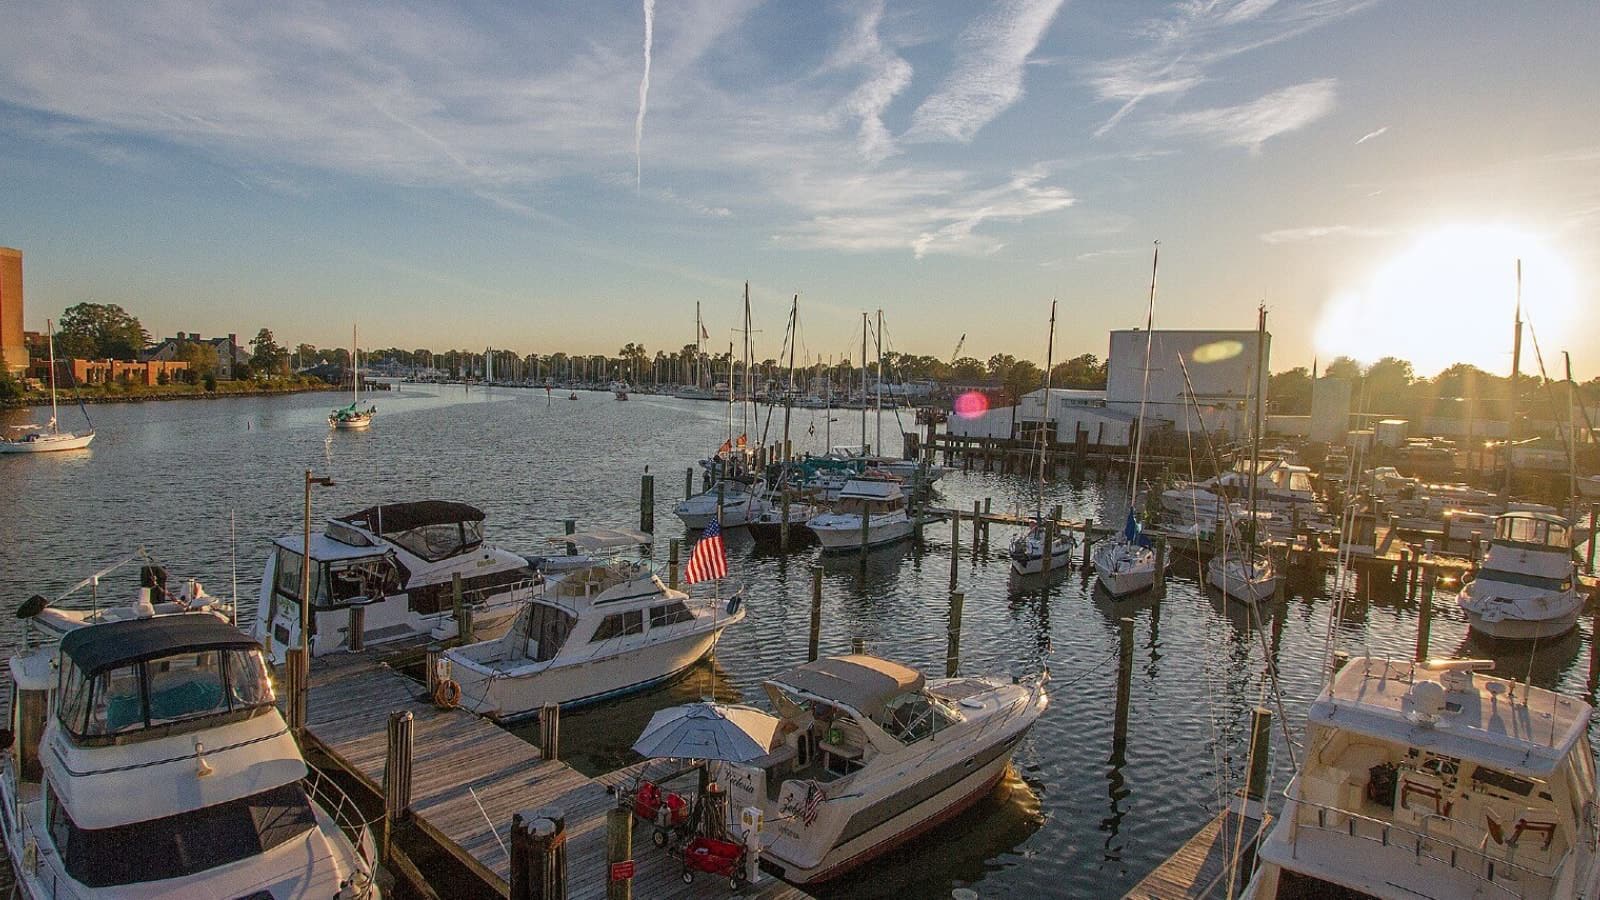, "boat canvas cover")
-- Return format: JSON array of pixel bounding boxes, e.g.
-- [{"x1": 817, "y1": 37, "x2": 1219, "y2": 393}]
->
[
  {"x1": 545, "y1": 529, "x2": 654, "y2": 552},
  {"x1": 773, "y1": 655, "x2": 925, "y2": 719},
  {"x1": 838, "y1": 480, "x2": 902, "y2": 501},
  {"x1": 338, "y1": 500, "x2": 486, "y2": 534},
  {"x1": 60, "y1": 616, "x2": 258, "y2": 678}
]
